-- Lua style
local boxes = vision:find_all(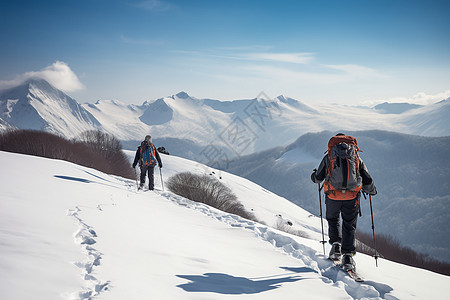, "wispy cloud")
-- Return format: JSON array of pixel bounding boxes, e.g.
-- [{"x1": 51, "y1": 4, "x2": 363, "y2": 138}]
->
[
  {"x1": 172, "y1": 48, "x2": 315, "y2": 64},
  {"x1": 323, "y1": 64, "x2": 386, "y2": 78},
  {"x1": 241, "y1": 52, "x2": 315, "y2": 64},
  {"x1": 170, "y1": 48, "x2": 391, "y2": 99},
  {"x1": 132, "y1": 0, "x2": 173, "y2": 11},
  {"x1": 120, "y1": 34, "x2": 164, "y2": 46},
  {"x1": 0, "y1": 61, "x2": 84, "y2": 92},
  {"x1": 214, "y1": 45, "x2": 274, "y2": 52},
  {"x1": 243, "y1": 65, "x2": 342, "y2": 84}
]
